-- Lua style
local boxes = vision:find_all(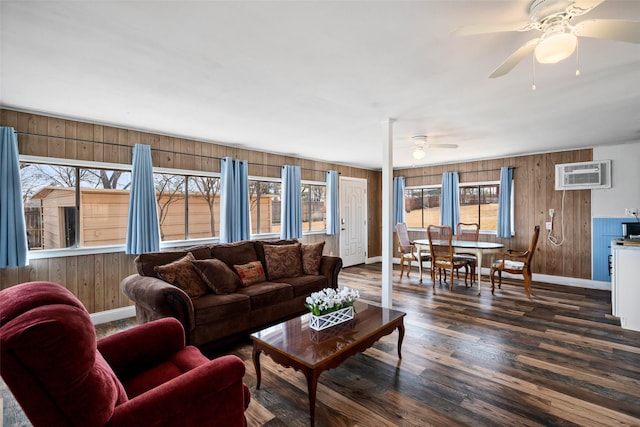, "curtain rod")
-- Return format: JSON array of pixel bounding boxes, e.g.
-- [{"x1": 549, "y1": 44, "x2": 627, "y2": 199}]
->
[
  {"x1": 15, "y1": 131, "x2": 333, "y2": 175},
  {"x1": 404, "y1": 167, "x2": 513, "y2": 180}
]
